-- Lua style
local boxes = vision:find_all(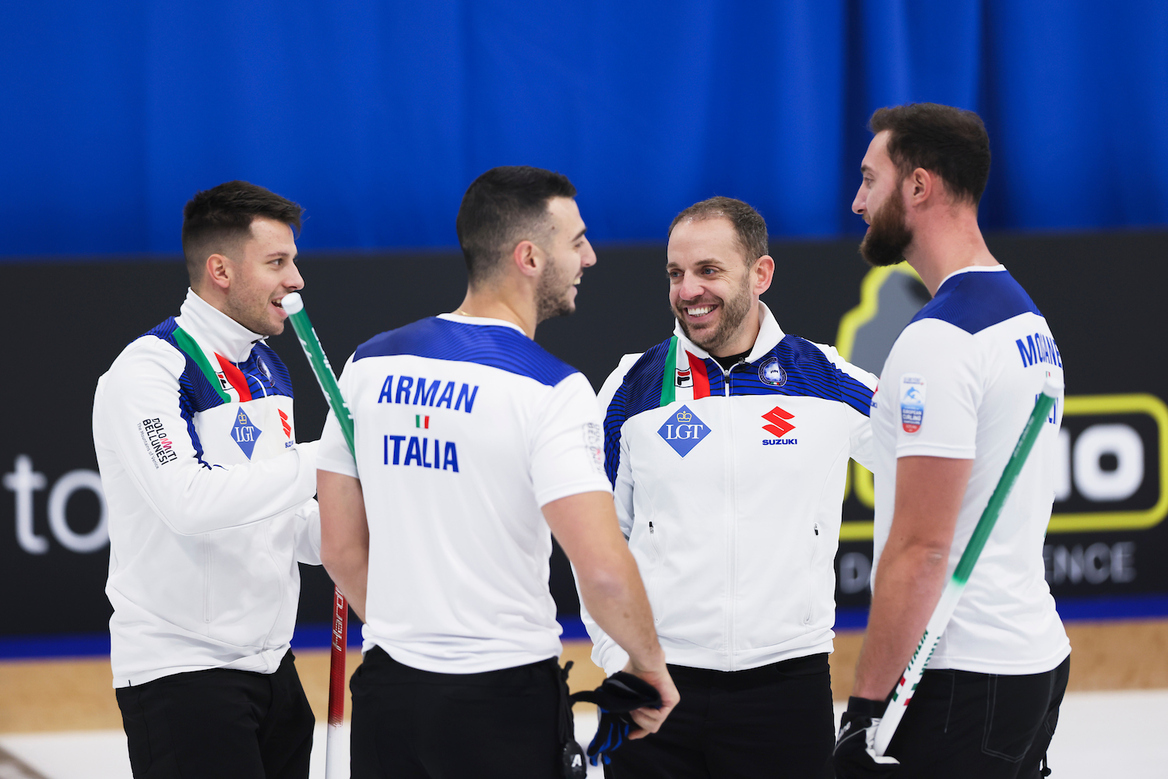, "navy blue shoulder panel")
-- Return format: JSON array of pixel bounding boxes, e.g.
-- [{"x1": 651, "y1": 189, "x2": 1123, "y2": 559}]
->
[
  {"x1": 729, "y1": 335, "x2": 873, "y2": 416},
  {"x1": 248, "y1": 342, "x2": 295, "y2": 399},
  {"x1": 910, "y1": 270, "x2": 1040, "y2": 335},
  {"x1": 353, "y1": 317, "x2": 578, "y2": 387},
  {"x1": 602, "y1": 338, "x2": 672, "y2": 485},
  {"x1": 143, "y1": 318, "x2": 227, "y2": 415},
  {"x1": 142, "y1": 317, "x2": 214, "y2": 468}
]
